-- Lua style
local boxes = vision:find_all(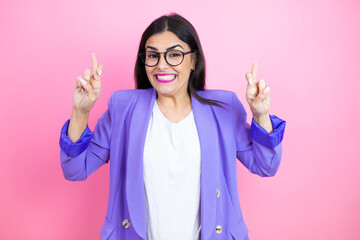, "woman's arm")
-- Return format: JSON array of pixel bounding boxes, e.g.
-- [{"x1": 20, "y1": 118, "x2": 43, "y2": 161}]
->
[
  {"x1": 233, "y1": 93, "x2": 285, "y2": 177},
  {"x1": 59, "y1": 53, "x2": 107, "y2": 181},
  {"x1": 234, "y1": 61, "x2": 286, "y2": 176},
  {"x1": 59, "y1": 99, "x2": 112, "y2": 181},
  {"x1": 68, "y1": 110, "x2": 89, "y2": 143}
]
